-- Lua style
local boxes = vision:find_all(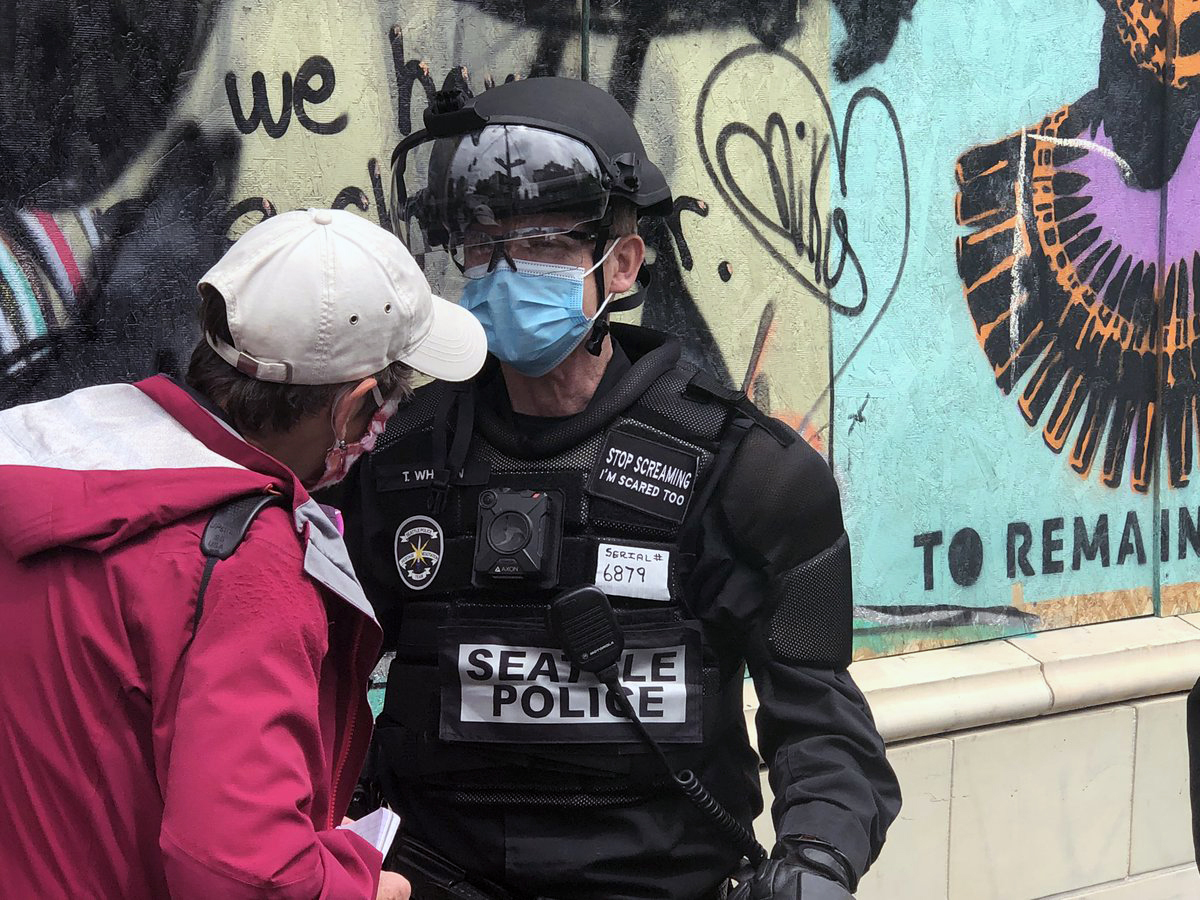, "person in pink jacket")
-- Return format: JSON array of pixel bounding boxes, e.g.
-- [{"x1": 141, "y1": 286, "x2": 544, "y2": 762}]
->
[{"x1": 0, "y1": 208, "x2": 486, "y2": 899}]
